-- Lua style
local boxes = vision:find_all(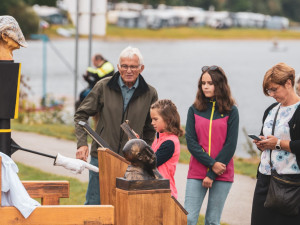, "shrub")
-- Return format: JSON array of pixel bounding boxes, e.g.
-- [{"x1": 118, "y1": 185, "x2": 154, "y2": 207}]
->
[{"x1": 7, "y1": 1, "x2": 39, "y2": 38}]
